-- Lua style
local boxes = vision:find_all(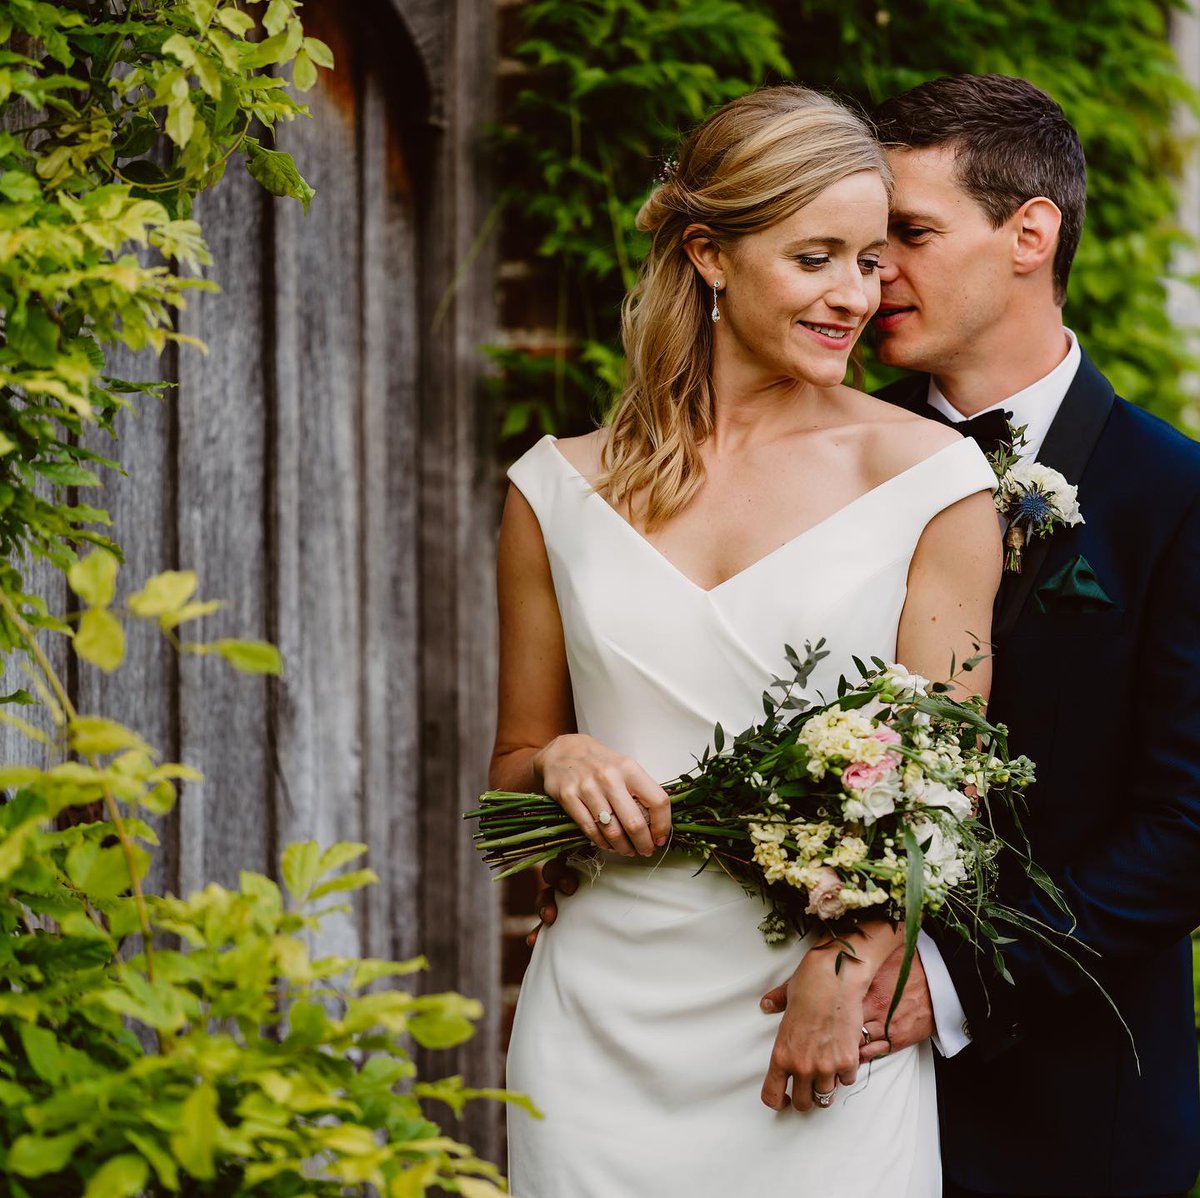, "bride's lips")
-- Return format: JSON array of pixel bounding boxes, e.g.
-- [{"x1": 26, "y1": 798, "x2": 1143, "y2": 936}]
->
[
  {"x1": 873, "y1": 305, "x2": 915, "y2": 333},
  {"x1": 795, "y1": 320, "x2": 857, "y2": 350}
]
